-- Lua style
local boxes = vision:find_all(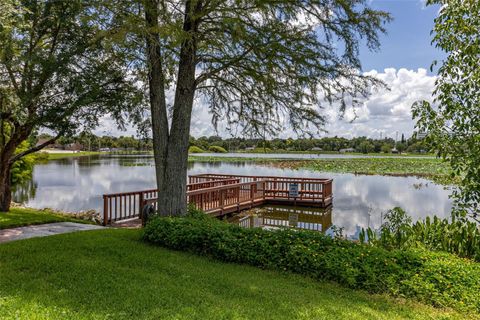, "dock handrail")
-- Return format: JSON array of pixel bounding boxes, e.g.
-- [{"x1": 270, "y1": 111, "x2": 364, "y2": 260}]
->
[{"x1": 102, "y1": 174, "x2": 333, "y2": 225}]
